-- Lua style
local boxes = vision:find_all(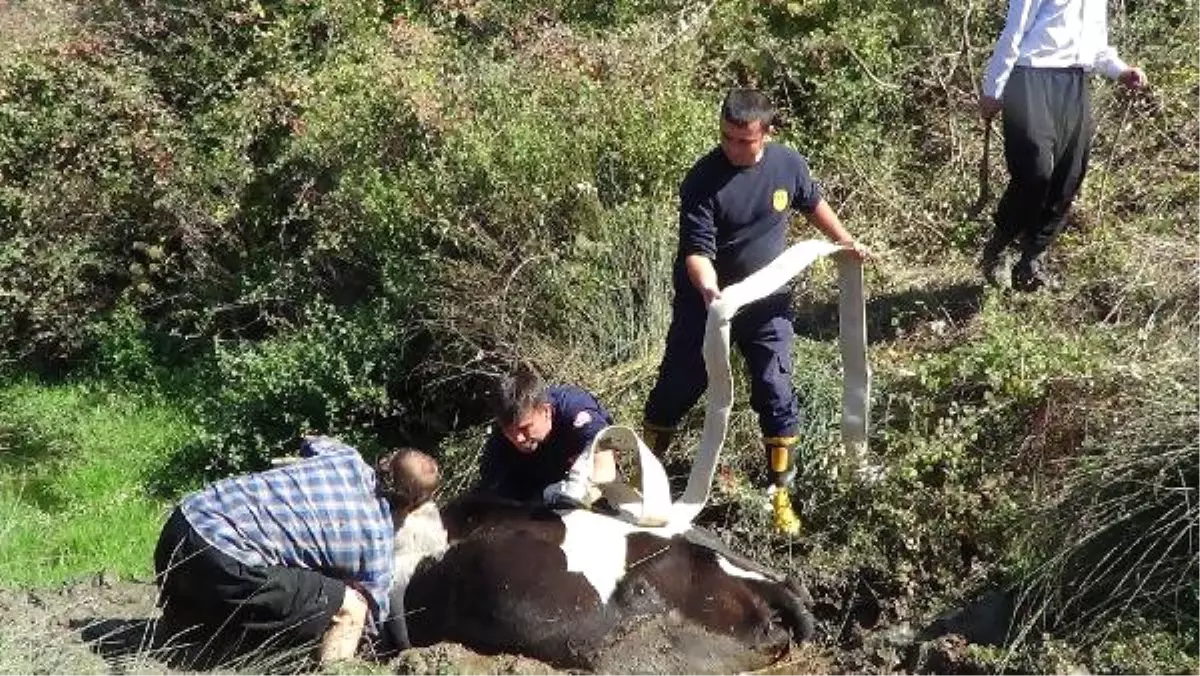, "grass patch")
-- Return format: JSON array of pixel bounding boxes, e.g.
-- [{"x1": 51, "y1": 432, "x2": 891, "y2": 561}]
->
[{"x1": 0, "y1": 380, "x2": 196, "y2": 585}]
